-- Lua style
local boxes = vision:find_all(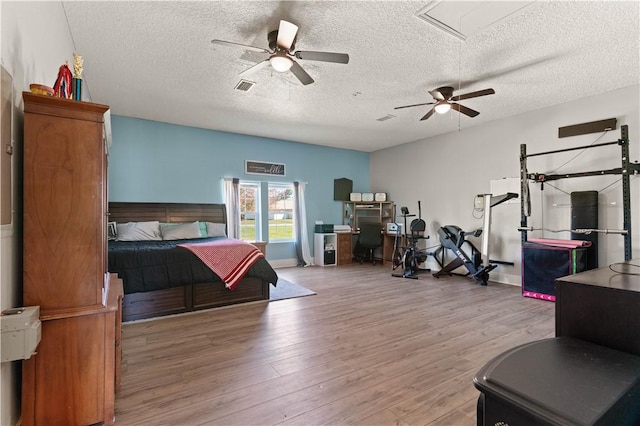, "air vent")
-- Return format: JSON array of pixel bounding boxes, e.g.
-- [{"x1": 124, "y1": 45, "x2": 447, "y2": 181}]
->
[
  {"x1": 234, "y1": 80, "x2": 255, "y2": 92},
  {"x1": 376, "y1": 114, "x2": 396, "y2": 122},
  {"x1": 416, "y1": 0, "x2": 535, "y2": 41}
]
